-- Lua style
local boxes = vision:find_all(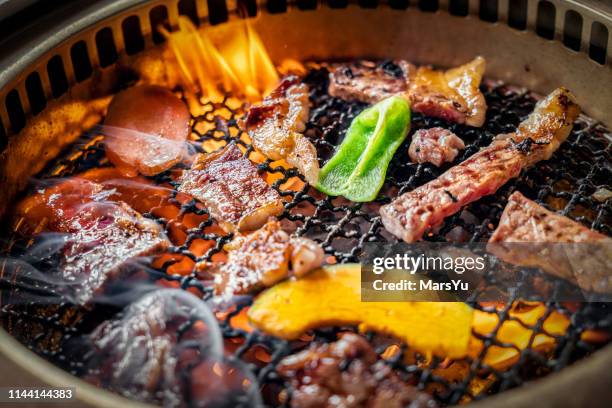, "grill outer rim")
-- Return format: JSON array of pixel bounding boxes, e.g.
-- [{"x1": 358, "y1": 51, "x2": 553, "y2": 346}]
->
[{"x1": 0, "y1": 0, "x2": 611, "y2": 138}]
